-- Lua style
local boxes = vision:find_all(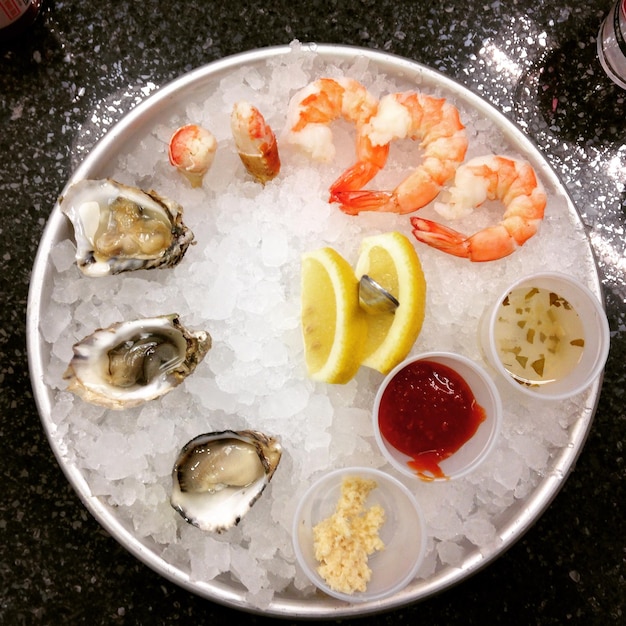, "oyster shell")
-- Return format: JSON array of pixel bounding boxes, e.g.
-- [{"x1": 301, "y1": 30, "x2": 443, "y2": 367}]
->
[
  {"x1": 171, "y1": 430, "x2": 282, "y2": 532},
  {"x1": 60, "y1": 178, "x2": 194, "y2": 276},
  {"x1": 63, "y1": 314, "x2": 211, "y2": 410}
]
